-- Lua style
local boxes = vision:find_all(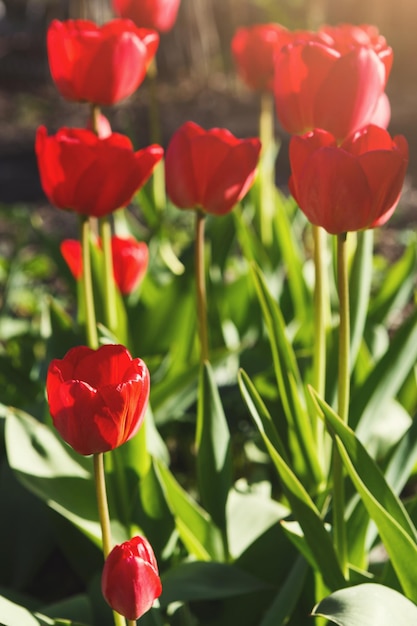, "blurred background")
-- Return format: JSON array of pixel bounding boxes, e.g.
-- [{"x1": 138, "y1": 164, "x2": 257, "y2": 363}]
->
[{"x1": 0, "y1": 0, "x2": 415, "y2": 205}]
